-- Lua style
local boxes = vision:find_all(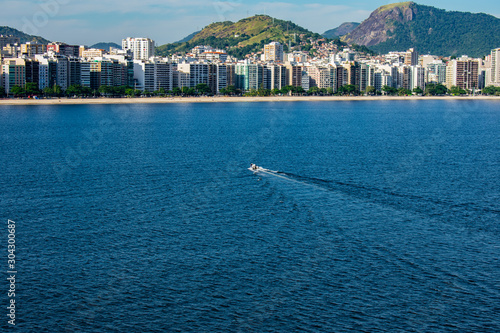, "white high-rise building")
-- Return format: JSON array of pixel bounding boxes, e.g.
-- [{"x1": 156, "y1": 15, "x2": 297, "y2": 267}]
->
[
  {"x1": 36, "y1": 53, "x2": 68, "y2": 90},
  {"x1": 484, "y1": 68, "x2": 493, "y2": 87},
  {"x1": 411, "y1": 65, "x2": 425, "y2": 90},
  {"x1": 133, "y1": 58, "x2": 172, "y2": 92},
  {"x1": 178, "y1": 63, "x2": 209, "y2": 88},
  {"x1": 133, "y1": 60, "x2": 155, "y2": 91},
  {"x1": 491, "y1": 48, "x2": 500, "y2": 86},
  {"x1": 380, "y1": 71, "x2": 393, "y2": 91},
  {"x1": 122, "y1": 37, "x2": 155, "y2": 61}
]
